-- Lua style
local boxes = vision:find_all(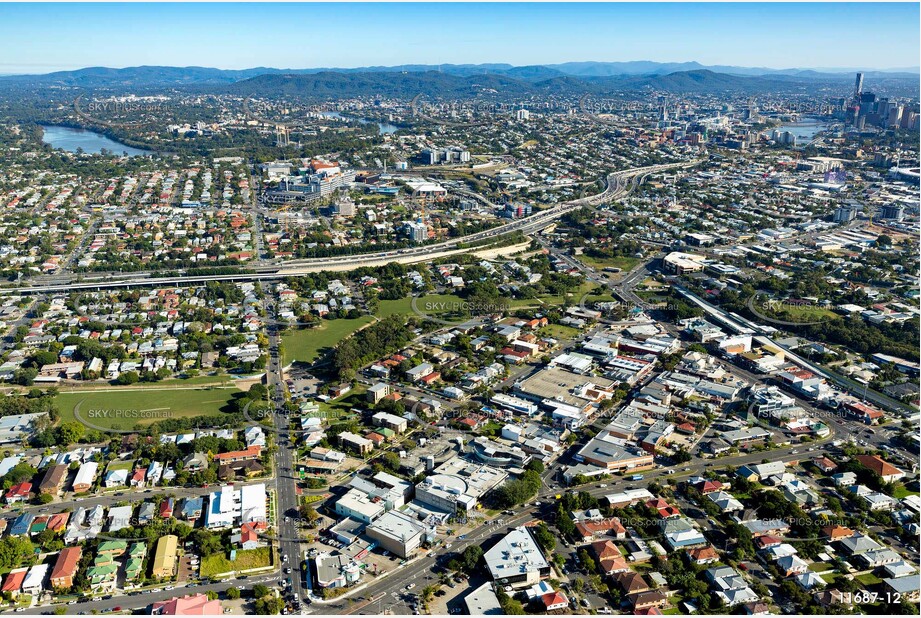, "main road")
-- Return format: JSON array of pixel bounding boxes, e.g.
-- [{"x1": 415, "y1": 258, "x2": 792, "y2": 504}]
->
[{"x1": 0, "y1": 161, "x2": 699, "y2": 296}]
